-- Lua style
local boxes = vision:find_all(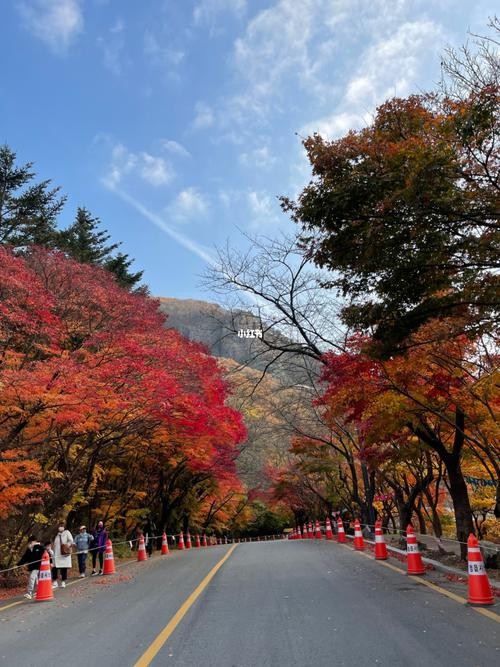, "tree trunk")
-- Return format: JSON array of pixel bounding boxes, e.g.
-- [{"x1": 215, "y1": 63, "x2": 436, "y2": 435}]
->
[
  {"x1": 423, "y1": 487, "x2": 443, "y2": 539},
  {"x1": 444, "y1": 456, "x2": 474, "y2": 559},
  {"x1": 415, "y1": 500, "x2": 427, "y2": 534},
  {"x1": 412, "y1": 409, "x2": 474, "y2": 560}
]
